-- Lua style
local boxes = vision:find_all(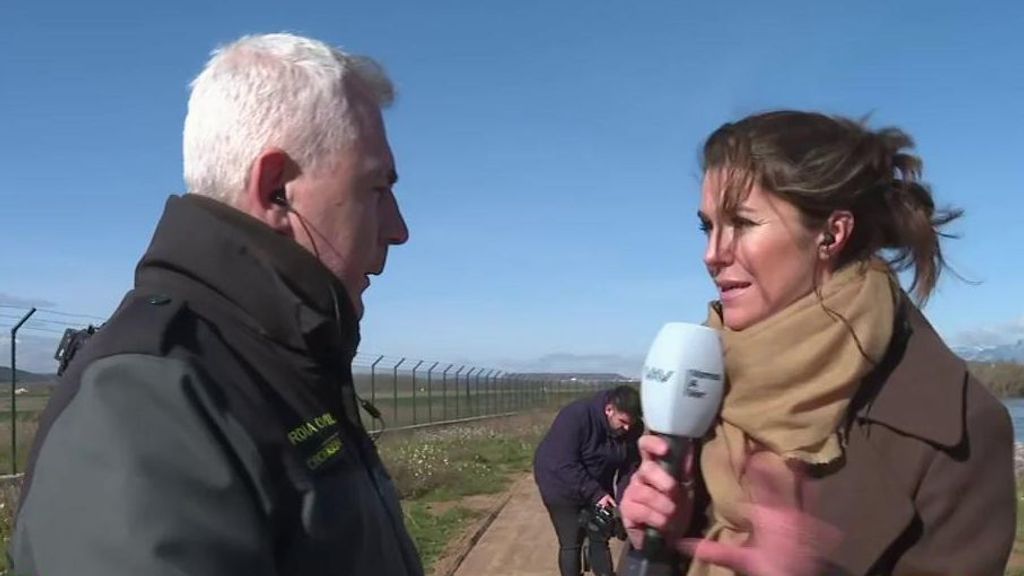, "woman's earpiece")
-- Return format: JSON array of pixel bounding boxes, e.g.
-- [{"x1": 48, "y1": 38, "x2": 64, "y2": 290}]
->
[{"x1": 821, "y1": 231, "x2": 836, "y2": 247}]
